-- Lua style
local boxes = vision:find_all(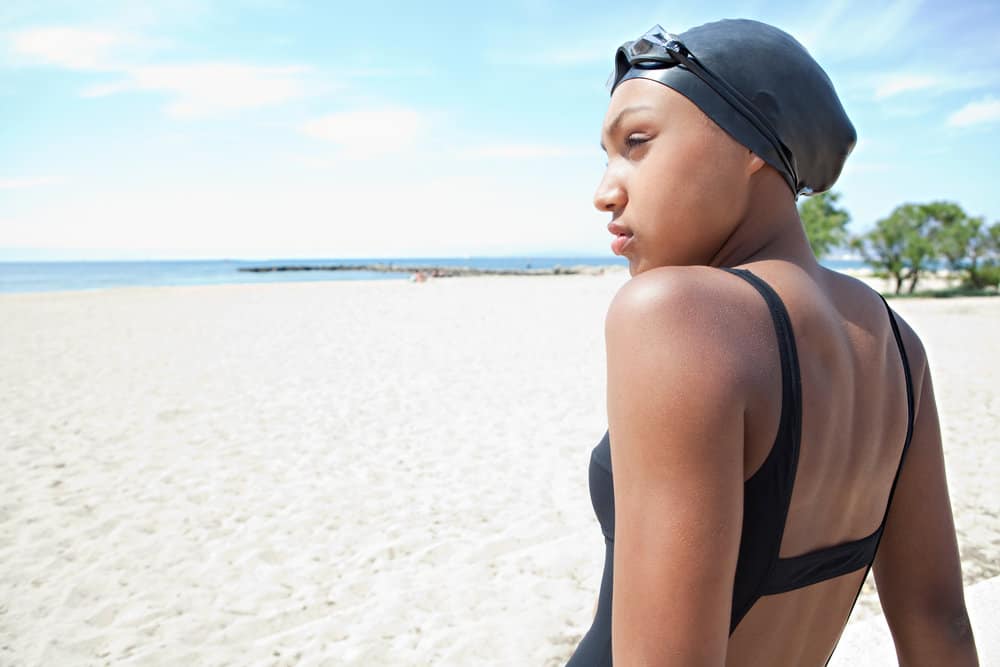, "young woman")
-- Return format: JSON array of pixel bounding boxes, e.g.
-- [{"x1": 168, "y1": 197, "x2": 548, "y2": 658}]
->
[{"x1": 565, "y1": 19, "x2": 979, "y2": 666}]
